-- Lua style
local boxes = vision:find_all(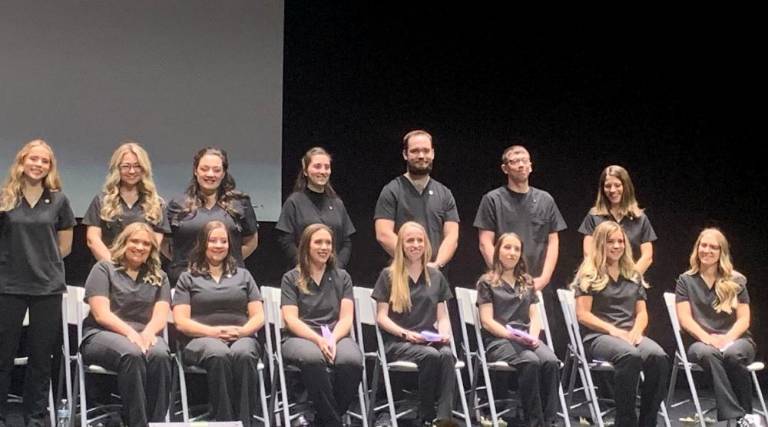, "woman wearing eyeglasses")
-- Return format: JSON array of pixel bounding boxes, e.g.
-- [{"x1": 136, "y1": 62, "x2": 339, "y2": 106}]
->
[{"x1": 83, "y1": 141, "x2": 169, "y2": 261}]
